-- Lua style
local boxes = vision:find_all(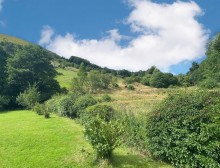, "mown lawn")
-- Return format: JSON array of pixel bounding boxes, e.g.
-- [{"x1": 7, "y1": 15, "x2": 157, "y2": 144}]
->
[{"x1": 0, "y1": 110, "x2": 172, "y2": 168}]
